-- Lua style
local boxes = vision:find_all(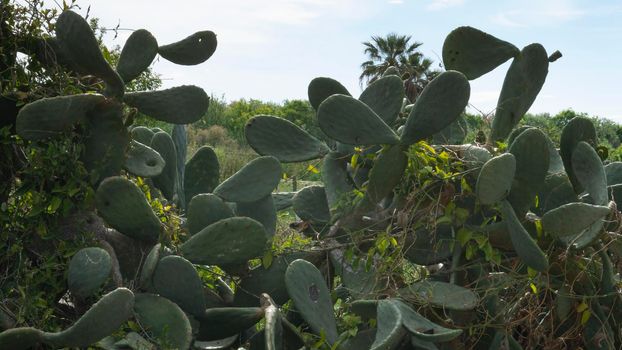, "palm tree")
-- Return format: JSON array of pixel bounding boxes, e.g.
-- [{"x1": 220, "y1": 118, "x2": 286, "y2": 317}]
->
[{"x1": 359, "y1": 33, "x2": 438, "y2": 102}]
